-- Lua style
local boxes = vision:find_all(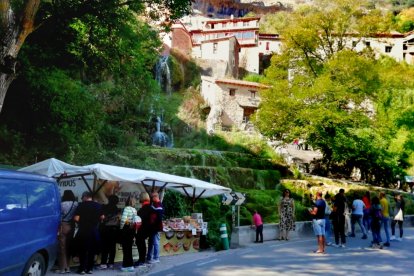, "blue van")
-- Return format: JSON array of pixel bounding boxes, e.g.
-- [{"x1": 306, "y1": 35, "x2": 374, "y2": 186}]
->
[{"x1": 0, "y1": 170, "x2": 61, "y2": 276}]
